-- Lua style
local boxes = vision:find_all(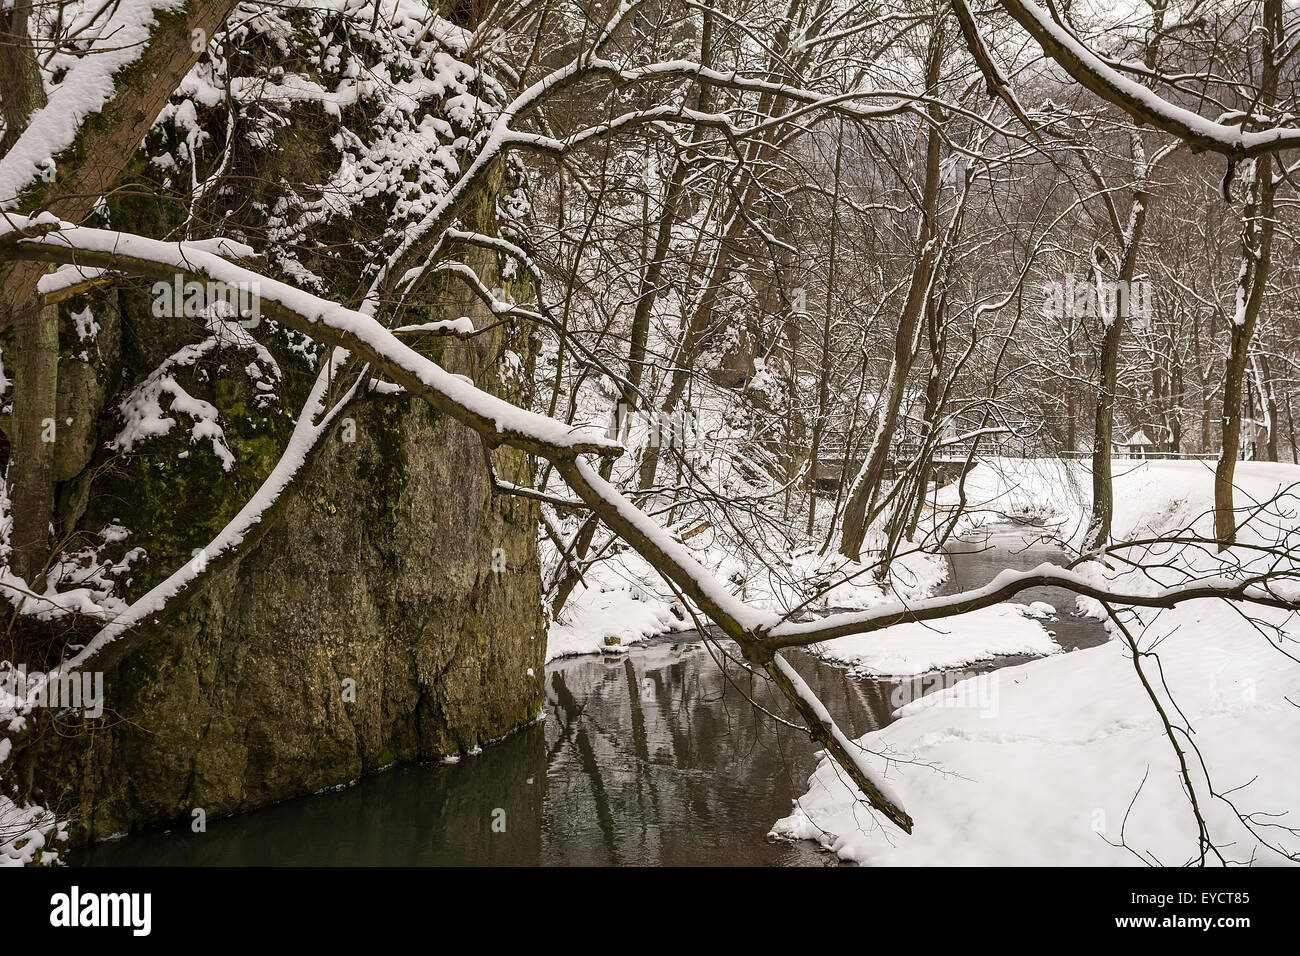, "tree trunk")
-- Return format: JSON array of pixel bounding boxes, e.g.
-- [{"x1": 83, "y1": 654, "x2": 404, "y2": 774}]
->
[
  {"x1": 1087, "y1": 307, "x2": 1123, "y2": 550},
  {"x1": 0, "y1": 1, "x2": 45, "y2": 153},
  {"x1": 0, "y1": 1, "x2": 57, "y2": 585},
  {"x1": 1214, "y1": 0, "x2": 1280, "y2": 546},
  {"x1": 5, "y1": 297, "x2": 58, "y2": 586},
  {"x1": 1215, "y1": 160, "x2": 1277, "y2": 544},
  {"x1": 837, "y1": 26, "x2": 943, "y2": 560},
  {"x1": 1286, "y1": 392, "x2": 1298, "y2": 464},
  {"x1": 2, "y1": 0, "x2": 239, "y2": 579},
  {"x1": 807, "y1": 121, "x2": 844, "y2": 537},
  {"x1": 1085, "y1": 160, "x2": 1149, "y2": 551},
  {"x1": 1256, "y1": 354, "x2": 1278, "y2": 461}
]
